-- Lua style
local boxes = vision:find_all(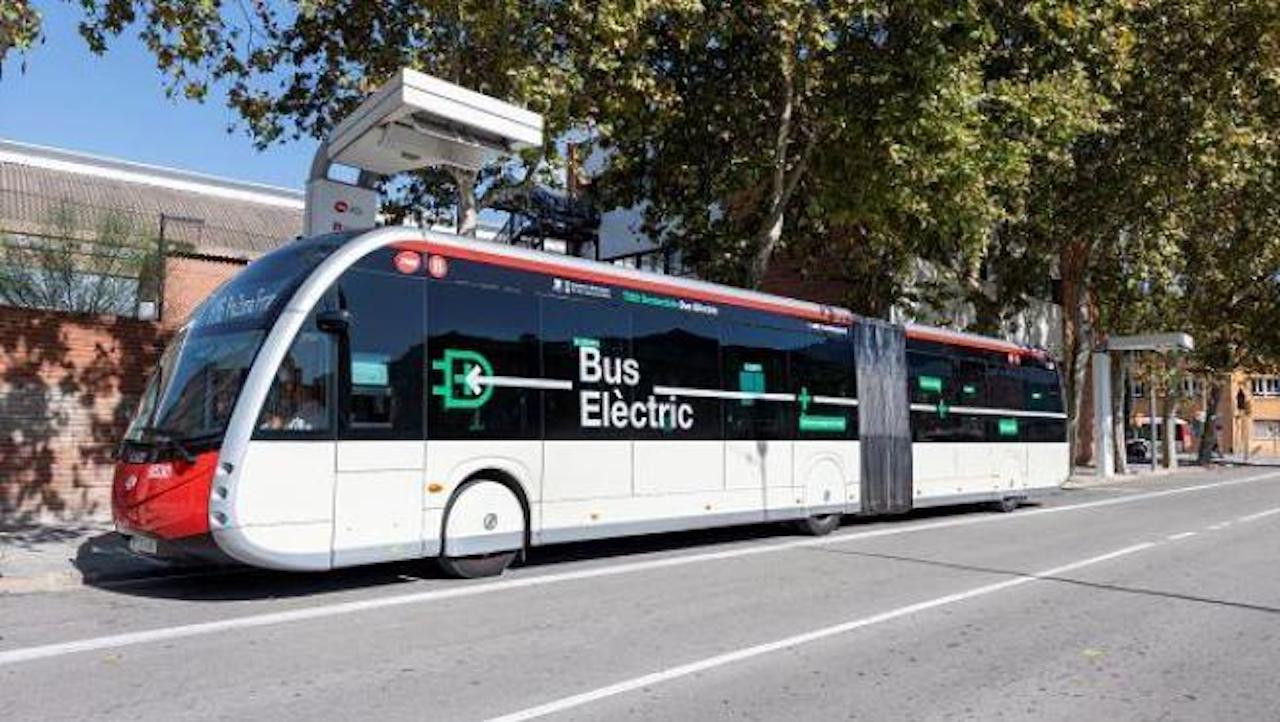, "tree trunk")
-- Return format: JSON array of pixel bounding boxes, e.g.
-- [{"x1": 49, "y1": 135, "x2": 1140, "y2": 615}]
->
[
  {"x1": 1059, "y1": 243, "x2": 1093, "y2": 468},
  {"x1": 748, "y1": 35, "x2": 796, "y2": 289},
  {"x1": 1197, "y1": 381, "x2": 1224, "y2": 464},
  {"x1": 1162, "y1": 381, "x2": 1179, "y2": 470},
  {"x1": 450, "y1": 168, "x2": 479, "y2": 237},
  {"x1": 1111, "y1": 353, "x2": 1129, "y2": 475}
]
